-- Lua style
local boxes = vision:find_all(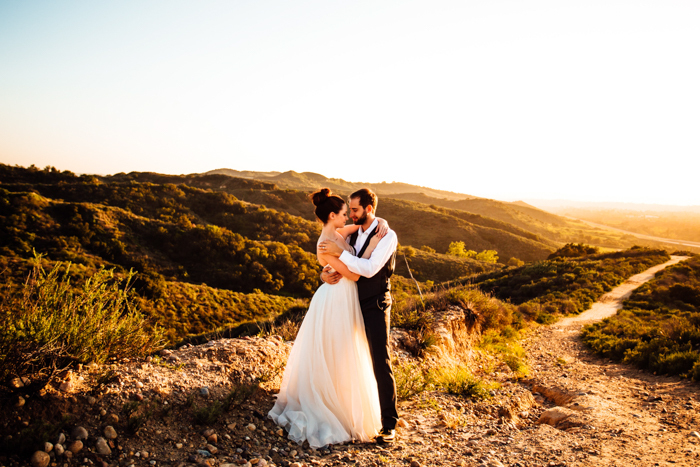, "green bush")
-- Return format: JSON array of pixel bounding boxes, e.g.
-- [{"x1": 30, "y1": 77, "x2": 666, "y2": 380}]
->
[{"x1": 0, "y1": 259, "x2": 164, "y2": 391}]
